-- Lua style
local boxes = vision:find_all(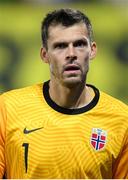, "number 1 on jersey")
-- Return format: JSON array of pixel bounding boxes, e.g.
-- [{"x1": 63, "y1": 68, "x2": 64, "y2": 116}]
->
[{"x1": 22, "y1": 143, "x2": 29, "y2": 173}]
